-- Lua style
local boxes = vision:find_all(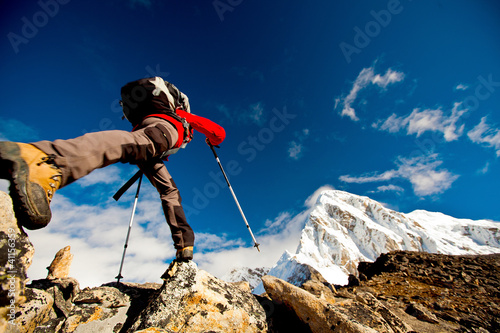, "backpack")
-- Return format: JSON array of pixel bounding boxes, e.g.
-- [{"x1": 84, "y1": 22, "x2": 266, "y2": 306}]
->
[{"x1": 120, "y1": 76, "x2": 191, "y2": 126}]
